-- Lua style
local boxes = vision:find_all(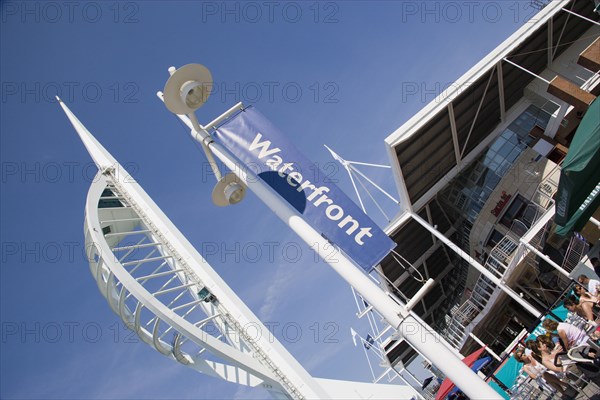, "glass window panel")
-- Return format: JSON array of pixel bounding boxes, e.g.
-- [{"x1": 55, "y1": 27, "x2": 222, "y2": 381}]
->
[
  {"x1": 508, "y1": 147, "x2": 522, "y2": 162},
  {"x1": 489, "y1": 135, "x2": 506, "y2": 152},
  {"x1": 505, "y1": 130, "x2": 520, "y2": 145},
  {"x1": 484, "y1": 173, "x2": 501, "y2": 189},
  {"x1": 498, "y1": 142, "x2": 514, "y2": 158},
  {"x1": 497, "y1": 160, "x2": 512, "y2": 177},
  {"x1": 487, "y1": 162, "x2": 499, "y2": 173},
  {"x1": 483, "y1": 153, "x2": 494, "y2": 167}
]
